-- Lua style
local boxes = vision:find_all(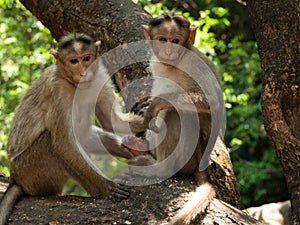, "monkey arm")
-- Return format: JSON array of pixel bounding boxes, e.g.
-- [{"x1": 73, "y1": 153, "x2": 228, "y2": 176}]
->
[
  {"x1": 110, "y1": 101, "x2": 148, "y2": 134},
  {"x1": 95, "y1": 80, "x2": 147, "y2": 134},
  {"x1": 95, "y1": 82, "x2": 117, "y2": 132},
  {"x1": 82, "y1": 125, "x2": 134, "y2": 159},
  {"x1": 48, "y1": 96, "x2": 128, "y2": 199},
  {"x1": 144, "y1": 92, "x2": 210, "y2": 132},
  {"x1": 8, "y1": 108, "x2": 46, "y2": 162}
]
